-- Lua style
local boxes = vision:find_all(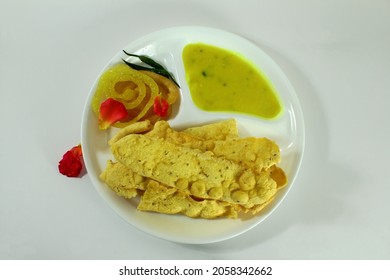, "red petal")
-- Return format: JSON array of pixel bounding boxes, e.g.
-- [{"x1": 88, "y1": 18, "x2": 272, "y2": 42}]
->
[
  {"x1": 153, "y1": 96, "x2": 170, "y2": 117},
  {"x1": 70, "y1": 144, "x2": 82, "y2": 157},
  {"x1": 99, "y1": 98, "x2": 128, "y2": 129},
  {"x1": 59, "y1": 145, "x2": 83, "y2": 177}
]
